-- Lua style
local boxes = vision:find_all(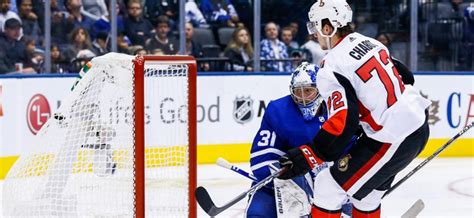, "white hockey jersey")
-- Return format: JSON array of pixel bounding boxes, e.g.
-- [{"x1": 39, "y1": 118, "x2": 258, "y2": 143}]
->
[{"x1": 315, "y1": 32, "x2": 431, "y2": 146}]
